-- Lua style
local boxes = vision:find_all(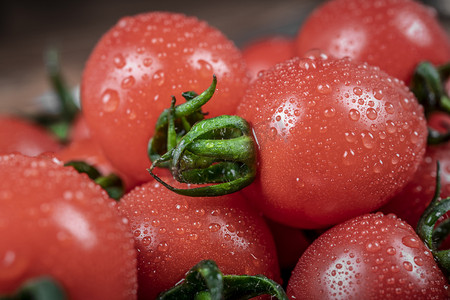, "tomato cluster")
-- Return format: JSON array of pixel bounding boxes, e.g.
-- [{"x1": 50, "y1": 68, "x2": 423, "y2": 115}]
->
[{"x1": 2, "y1": 0, "x2": 450, "y2": 299}]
